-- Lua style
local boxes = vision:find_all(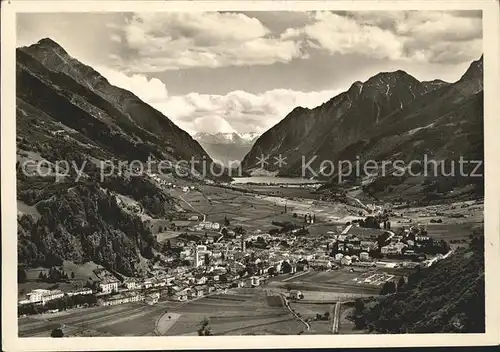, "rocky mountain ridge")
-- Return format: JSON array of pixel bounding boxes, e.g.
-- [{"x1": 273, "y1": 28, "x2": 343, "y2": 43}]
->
[
  {"x1": 242, "y1": 56, "x2": 484, "y2": 202},
  {"x1": 16, "y1": 38, "x2": 216, "y2": 276}
]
